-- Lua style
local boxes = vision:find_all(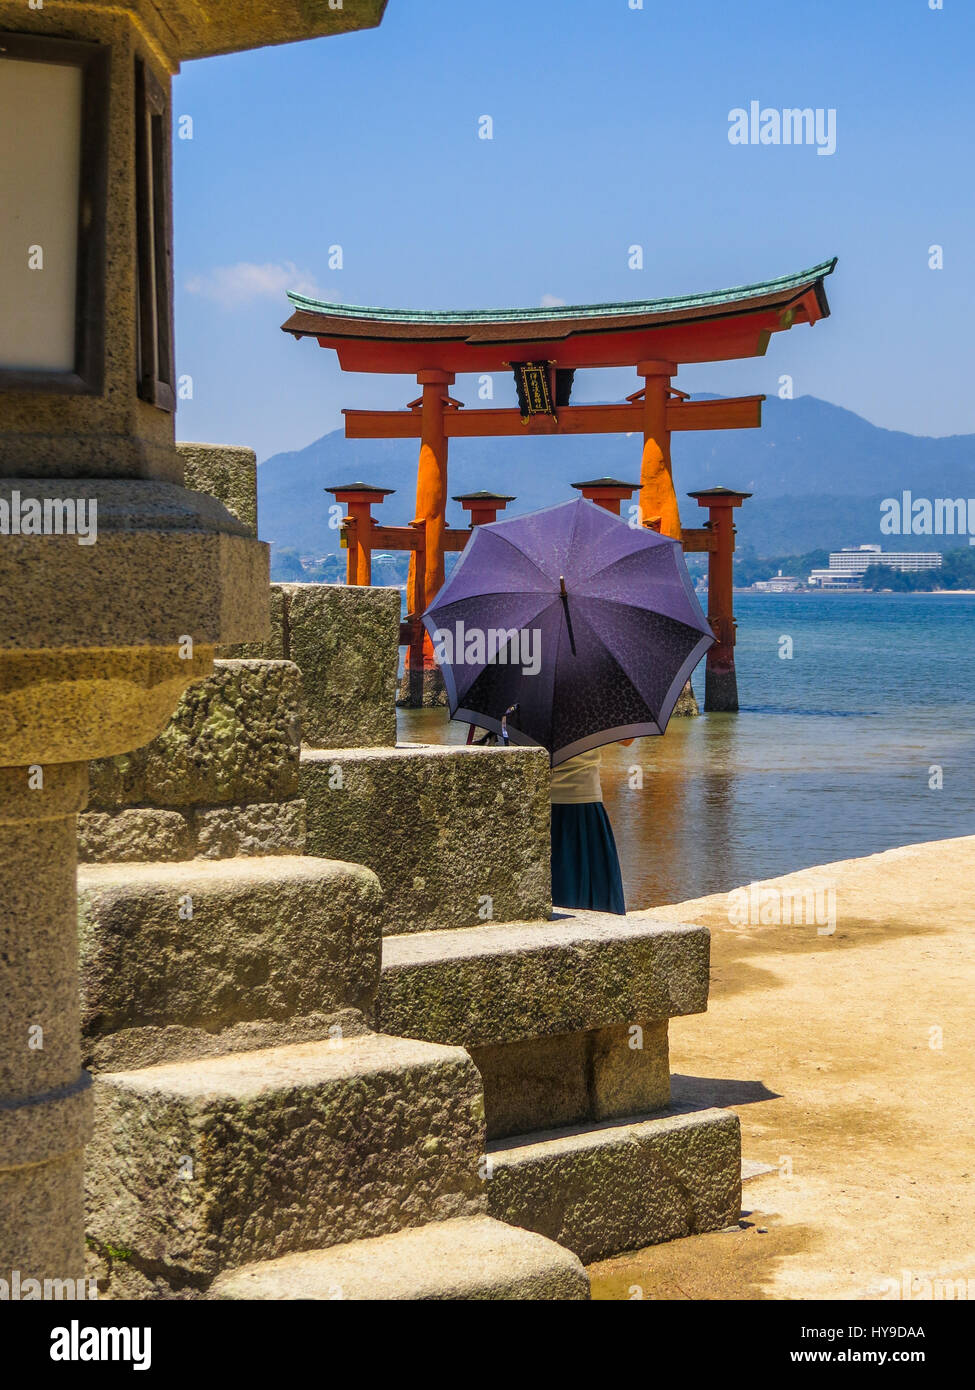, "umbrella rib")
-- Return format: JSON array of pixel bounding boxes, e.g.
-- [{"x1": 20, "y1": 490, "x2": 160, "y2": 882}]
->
[
  {"x1": 427, "y1": 592, "x2": 559, "y2": 634},
  {"x1": 580, "y1": 542, "x2": 677, "y2": 586},
  {"x1": 576, "y1": 592, "x2": 708, "y2": 638},
  {"x1": 431, "y1": 587, "x2": 553, "y2": 608},
  {"x1": 573, "y1": 598, "x2": 712, "y2": 708},
  {"x1": 478, "y1": 528, "x2": 558, "y2": 584}
]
